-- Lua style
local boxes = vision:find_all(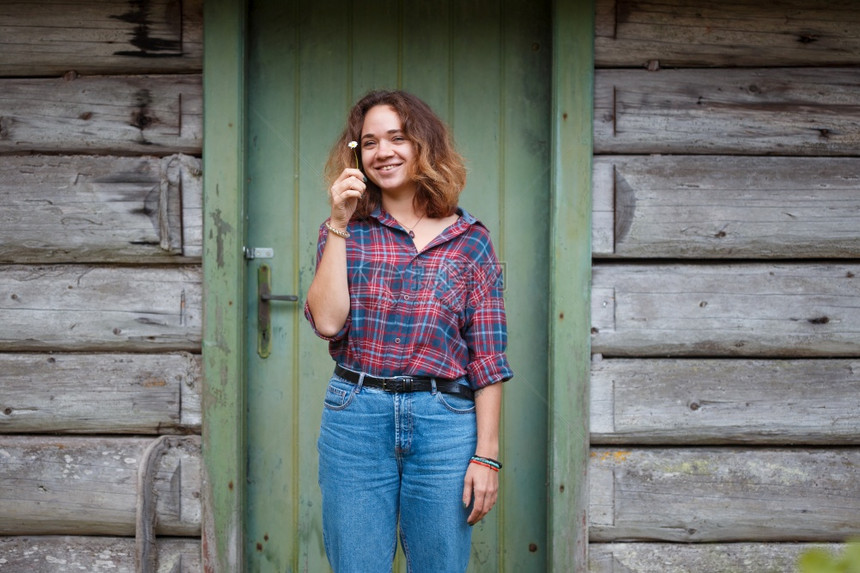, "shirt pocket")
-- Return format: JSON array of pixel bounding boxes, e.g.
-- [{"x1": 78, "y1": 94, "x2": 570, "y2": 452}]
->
[{"x1": 432, "y1": 261, "x2": 470, "y2": 314}]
